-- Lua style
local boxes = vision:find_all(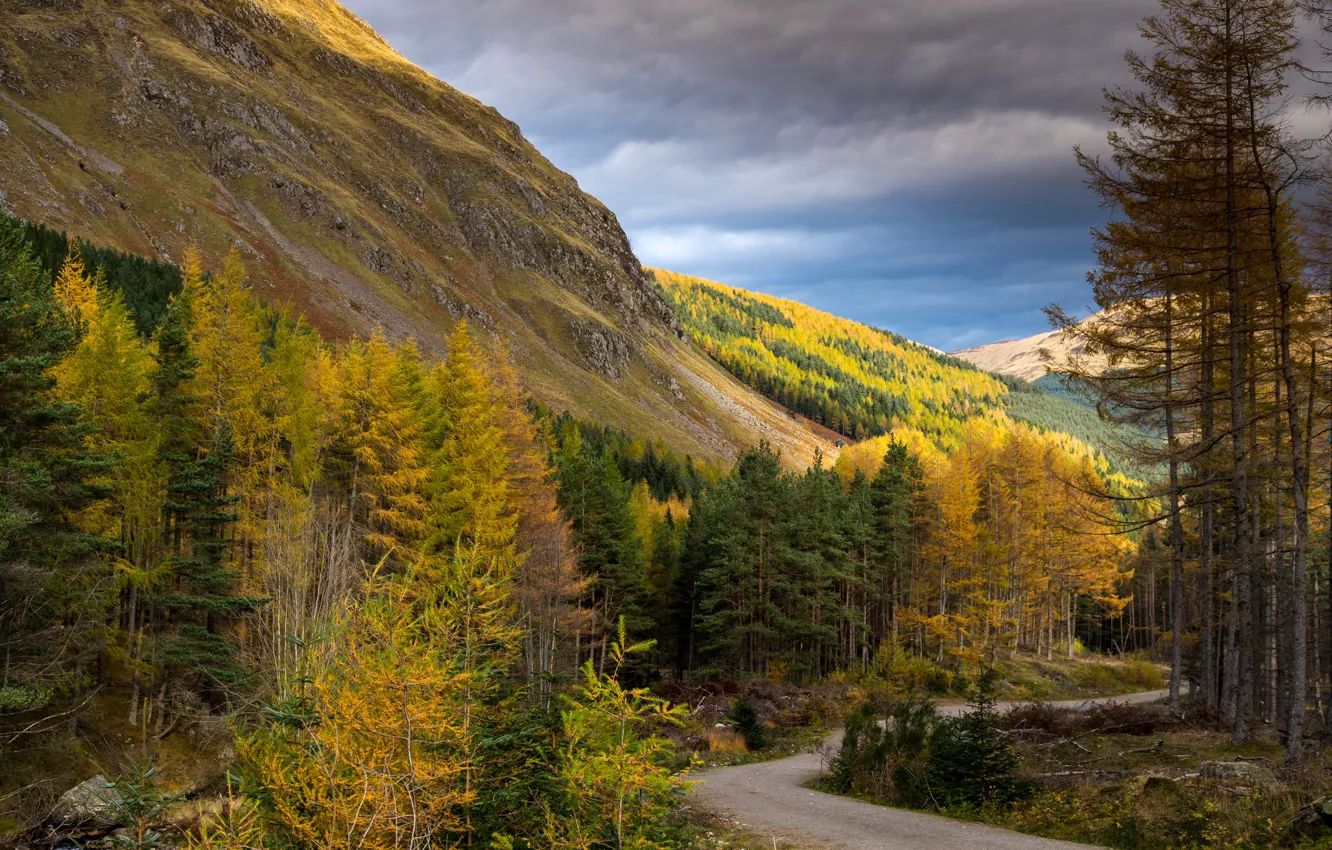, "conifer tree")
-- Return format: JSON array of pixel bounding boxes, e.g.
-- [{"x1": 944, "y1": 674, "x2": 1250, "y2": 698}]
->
[
  {"x1": 332, "y1": 330, "x2": 429, "y2": 567},
  {"x1": 50, "y1": 258, "x2": 165, "y2": 719},
  {"x1": 426, "y1": 323, "x2": 516, "y2": 561},
  {"x1": 869, "y1": 440, "x2": 923, "y2": 649},
  {"x1": 557, "y1": 434, "x2": 650, "y2": 671},
  {"x1": 0, "y1": 216, "x2": 106, "y2": 712}
]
